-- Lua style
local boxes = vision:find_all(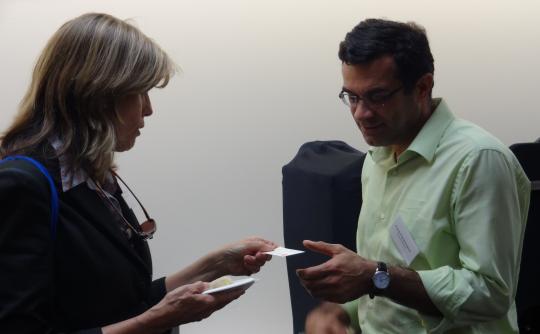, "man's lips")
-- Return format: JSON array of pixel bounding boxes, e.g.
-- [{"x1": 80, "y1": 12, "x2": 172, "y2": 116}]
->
[
  {"x1": 359, "y1": 123, "x2": 384, "y2": 135},
  {"x1": 363, "y1": 124, "x2": 382, "y2": 129}
]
